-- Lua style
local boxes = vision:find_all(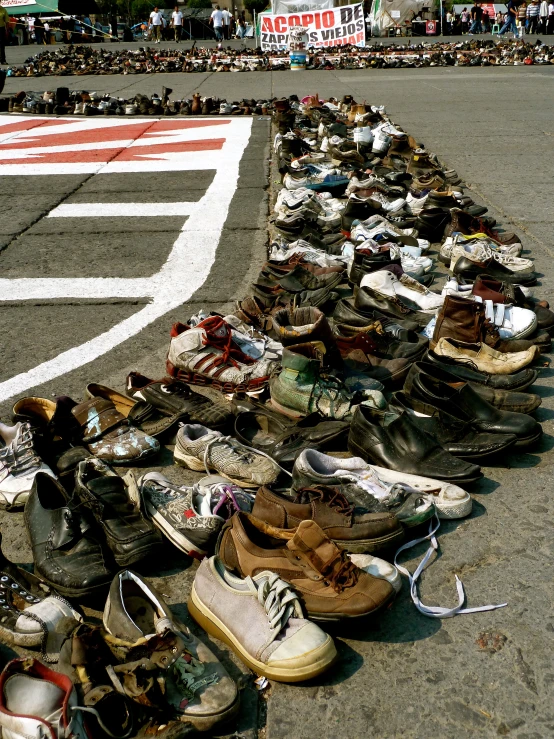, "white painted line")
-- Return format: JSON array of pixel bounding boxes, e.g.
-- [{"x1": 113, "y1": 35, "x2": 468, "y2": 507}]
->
[
  {"x1": 48, "y1": 202, "x2": 198, "y2": 218},
  {"x1": 0, "y1": 117, "x2": 254, "y2": 403}
]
